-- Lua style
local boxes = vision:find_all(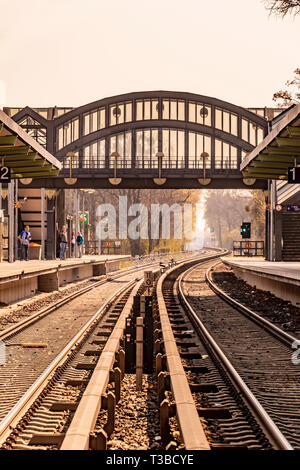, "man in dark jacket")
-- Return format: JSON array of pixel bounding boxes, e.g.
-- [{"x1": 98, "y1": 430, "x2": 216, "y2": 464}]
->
[{"x1": 18, "y1": 225, "x2": 31, "y2": 261}]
